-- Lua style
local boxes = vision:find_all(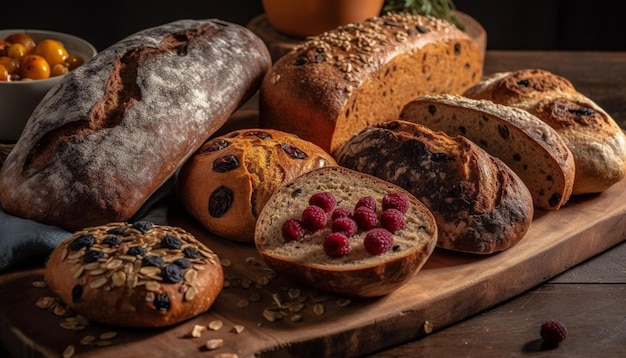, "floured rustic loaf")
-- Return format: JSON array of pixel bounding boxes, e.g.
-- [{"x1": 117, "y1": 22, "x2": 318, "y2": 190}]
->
[
  {"x1": 336, "y1": 120, "x2": 534, "y2": 254},
  {"x1": 259, "y1": 12, "x2": 483, "y2": 156},
  {"x1": 44, "y1": 221, "x2": 223, "y2": 327},
  {"x1": 254, "y1": 166, "x2": 438, "y2": 297},
  {"x1": 400, "y1": 94, "x2": 575, "y2": 210},
  {"x1": 176, "y1": 129, "x2": 337, "y2": 243},
  {"x1": 0, "y1": 19, "x2": 271, "y2": 231},
  {"x1": 463, "y1": 68, "x2": 626, "y2": 194}
]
